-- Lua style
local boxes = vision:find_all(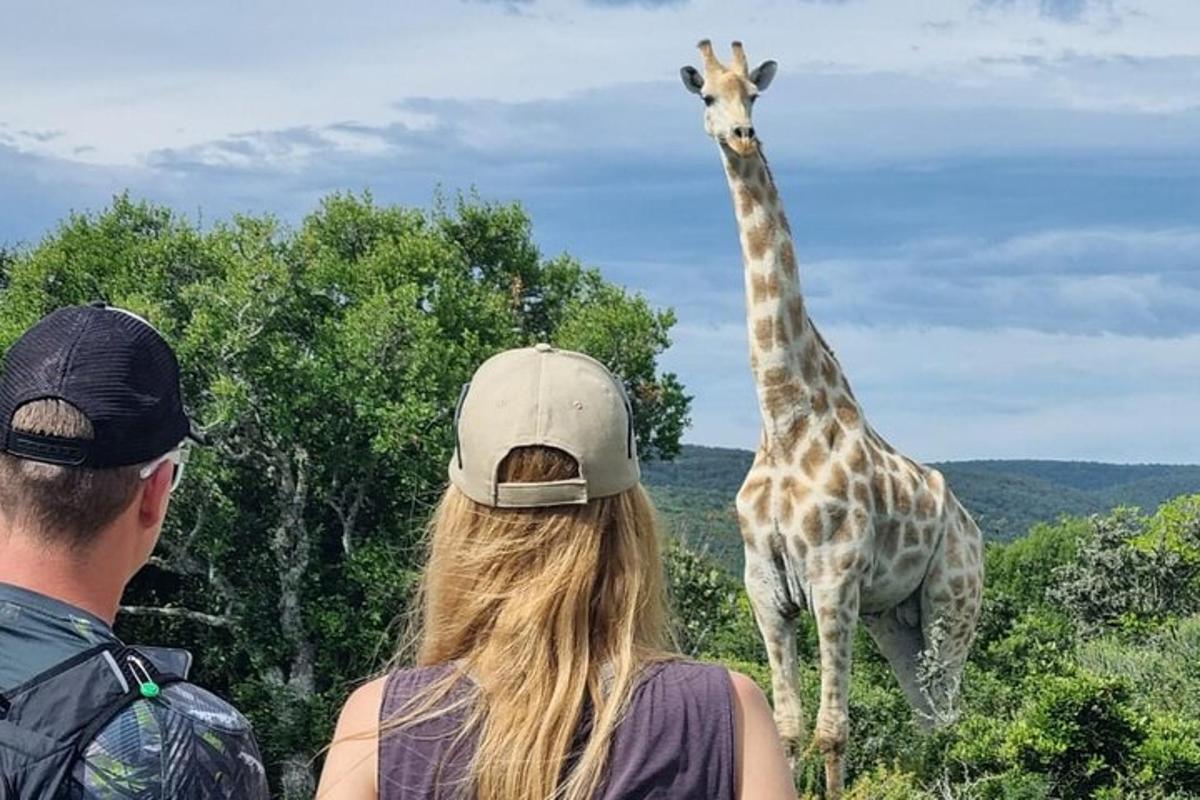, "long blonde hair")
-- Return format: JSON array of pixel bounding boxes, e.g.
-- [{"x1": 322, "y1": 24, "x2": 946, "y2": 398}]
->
[{"x1": 387, "y1": 445, "x2": 674, "y2": 800}]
